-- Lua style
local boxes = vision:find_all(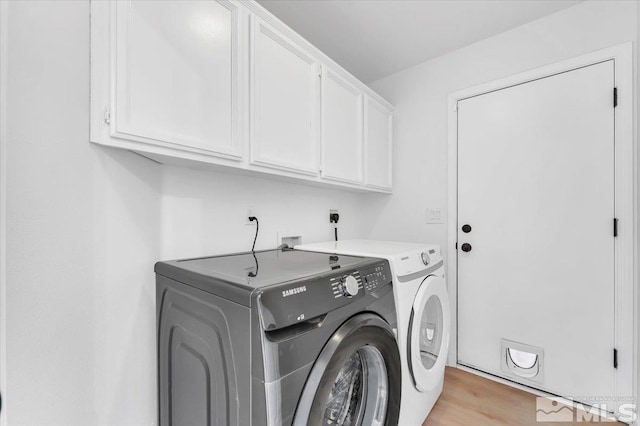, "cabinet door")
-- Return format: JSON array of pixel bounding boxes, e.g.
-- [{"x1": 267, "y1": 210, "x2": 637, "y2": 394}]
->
[
  {"x1": 364, "y1": 97, "x2": 393, "y2": 190},
  {"x1": 250, "y1": 17, "x2": 320, "y2": 175},
  {"x1": 113, "y1": 0, "x2": 242, "y2": 159},
  {"x1": 320, "y1": 67, "x2": 364, "y2": 184}
]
